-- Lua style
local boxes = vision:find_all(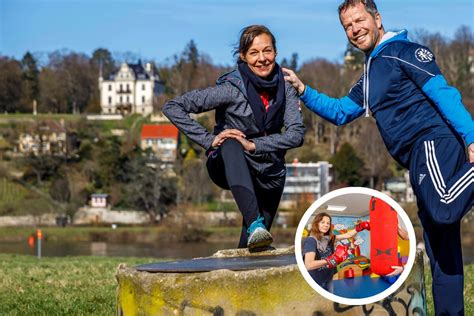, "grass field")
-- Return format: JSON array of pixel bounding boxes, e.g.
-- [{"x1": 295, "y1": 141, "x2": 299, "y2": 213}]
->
[
  {"x1": 0, "y1": 254, "x2": 157, "y2": 315},
  {"x1": 0, "y1": 253, "x2": 472, "y2": 315}
]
